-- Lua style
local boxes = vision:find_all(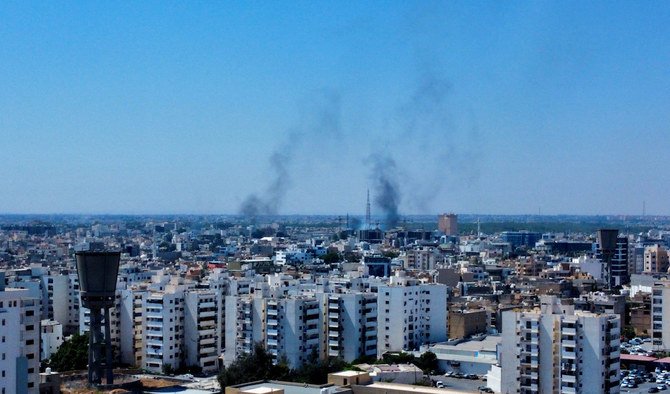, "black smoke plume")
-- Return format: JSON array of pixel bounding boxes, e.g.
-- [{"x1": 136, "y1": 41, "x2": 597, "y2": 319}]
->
[
  {"x1": 239, "y1": 90, "x2": 341, "y2": 220},
  {"x1": 368, "y1": 152, "x2": 401, "y2": 228}
]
